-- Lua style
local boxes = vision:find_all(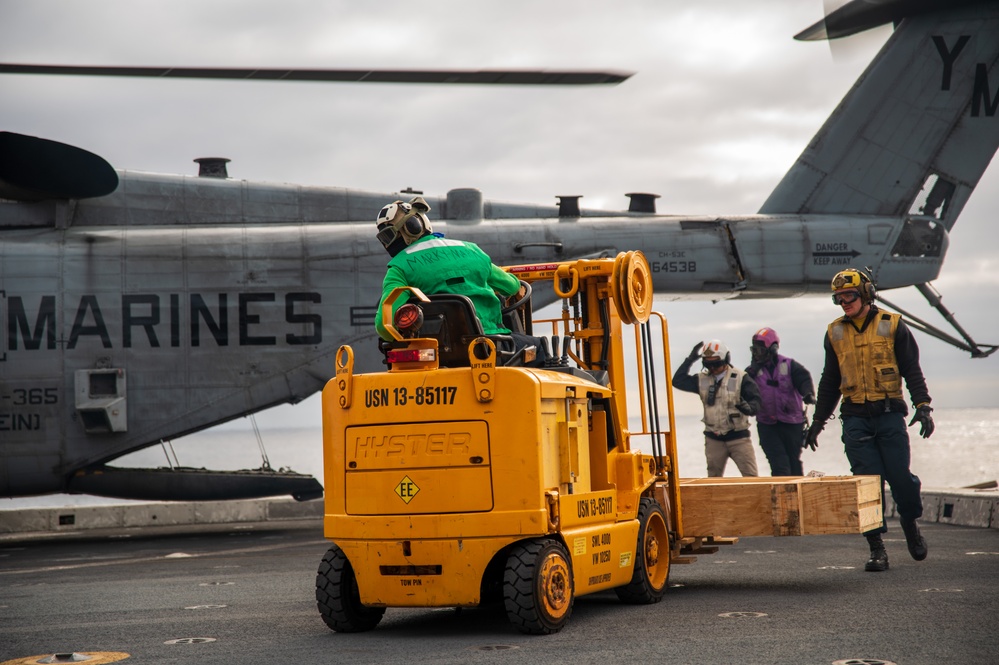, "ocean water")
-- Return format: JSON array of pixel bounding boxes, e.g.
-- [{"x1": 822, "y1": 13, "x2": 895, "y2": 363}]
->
[{"x1": 1, "y1": 407, "x2": 996, "y2": 510}]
